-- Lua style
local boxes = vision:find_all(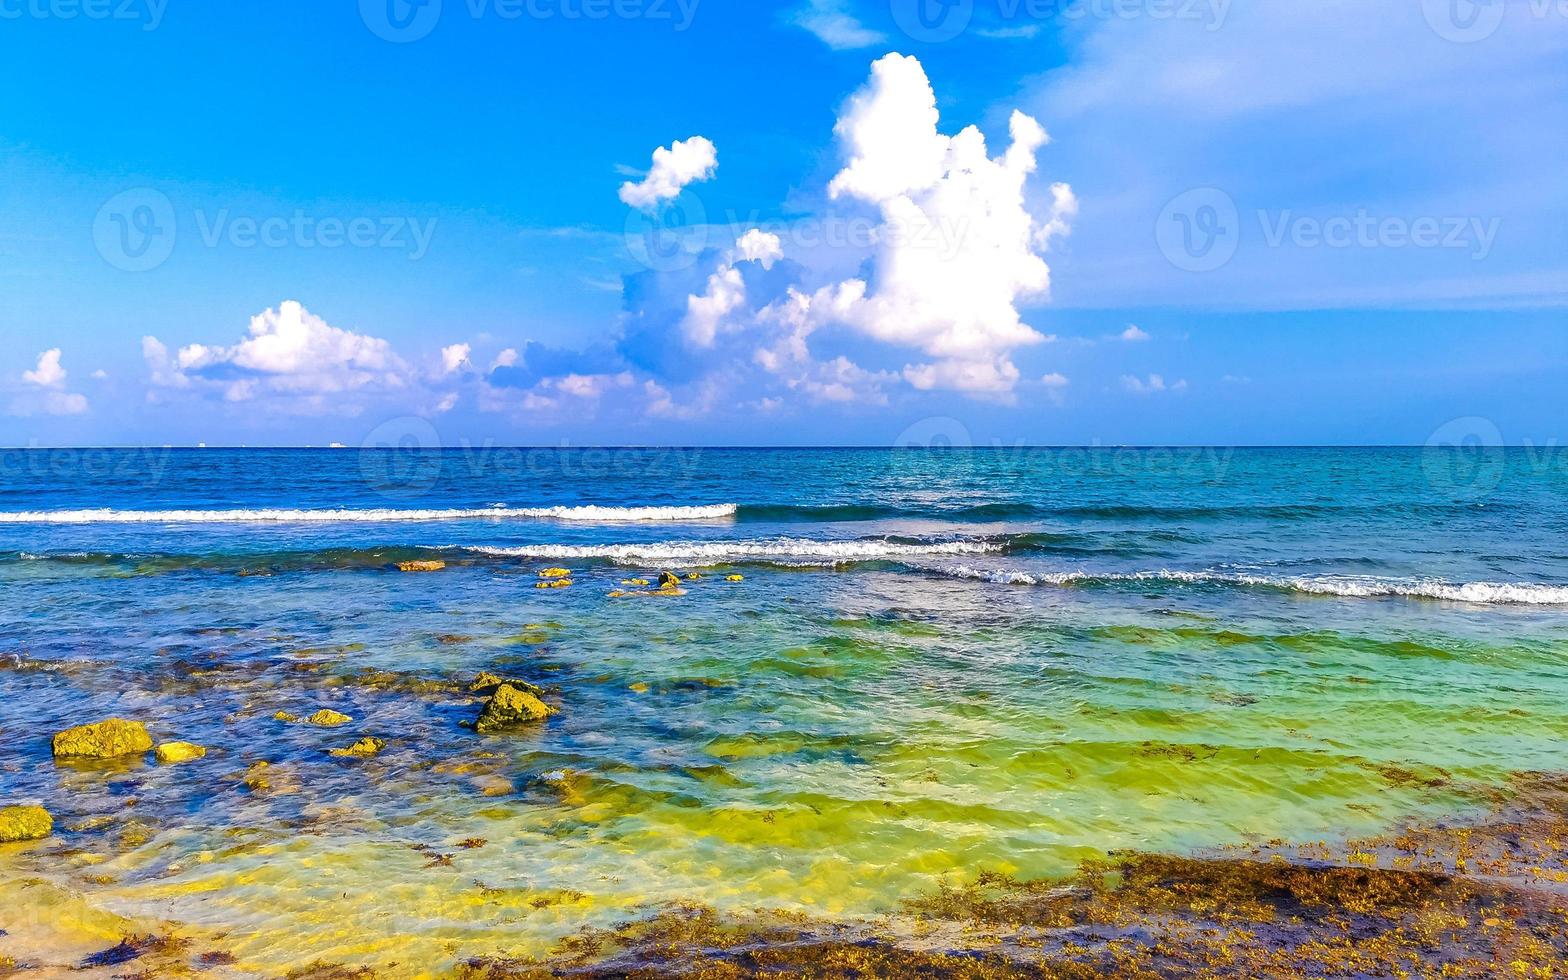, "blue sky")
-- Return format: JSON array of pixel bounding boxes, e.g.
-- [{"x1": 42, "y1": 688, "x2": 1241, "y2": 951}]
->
[{"x1": 1, "y1": 0, "x2": 1564, "y2": 446}]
